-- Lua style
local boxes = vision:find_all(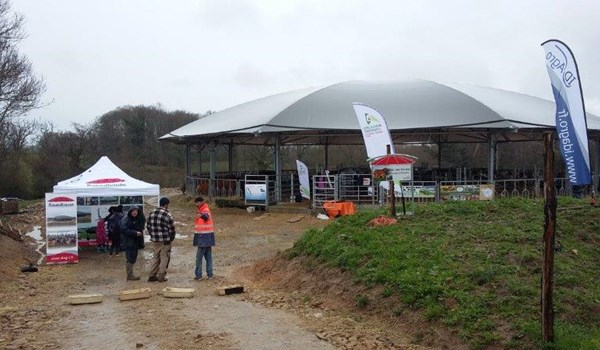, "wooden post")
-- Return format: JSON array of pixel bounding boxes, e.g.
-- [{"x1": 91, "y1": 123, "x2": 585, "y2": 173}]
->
[
  {"x1": 400, "y1": 181, "x2": 406, "y2": 215},
  {"x1": 387, "y1": 145, "x2": 396, "y2": 217},
  {"x1": 542, "y1": 131, "x2": 556, "y2": 344}
]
